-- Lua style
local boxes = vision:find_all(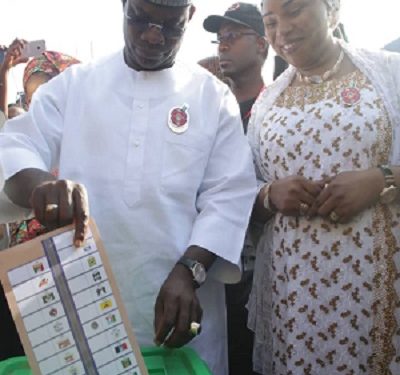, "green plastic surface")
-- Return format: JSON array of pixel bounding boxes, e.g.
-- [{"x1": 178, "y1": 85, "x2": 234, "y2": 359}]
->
[{"x1": 0, "y1": 347, "x2": 212, "y2": 375}]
